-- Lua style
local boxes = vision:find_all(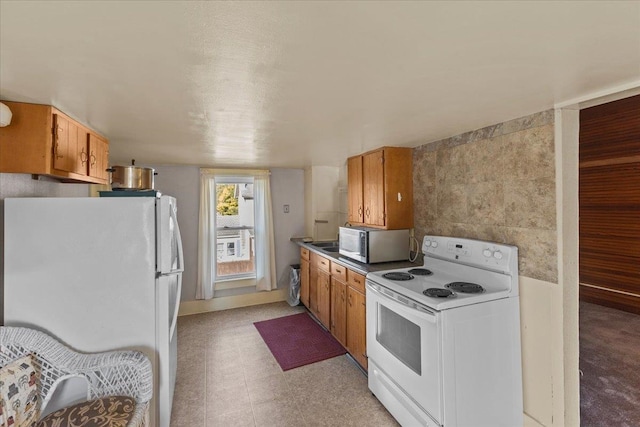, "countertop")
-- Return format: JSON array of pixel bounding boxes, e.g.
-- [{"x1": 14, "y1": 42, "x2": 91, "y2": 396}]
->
[{"x1": 294, "y1": 240, "x2": 422, "y2": 275}]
